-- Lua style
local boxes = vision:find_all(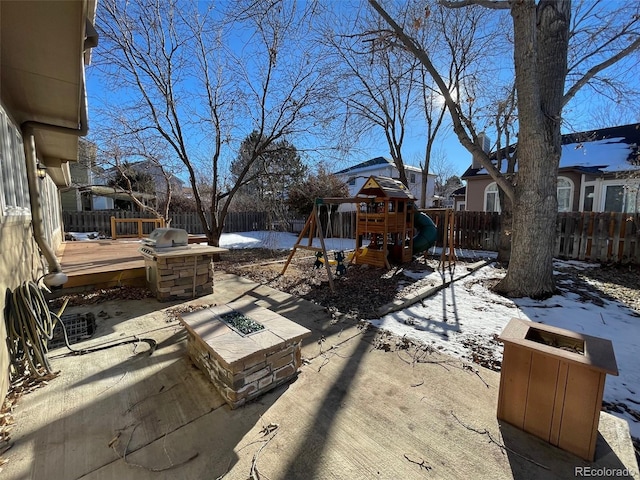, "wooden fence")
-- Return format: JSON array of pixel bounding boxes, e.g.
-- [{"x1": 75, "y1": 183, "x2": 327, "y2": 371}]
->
[
  {"x1": 63, "y1": 210, "x2": 270, "y2": 236},
  {"x1": 555, "y1": 212, "x2": 639, "y2": 263},
  {"x1": 62, "y1": 210, "x2": 640, "y2": 263}
]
